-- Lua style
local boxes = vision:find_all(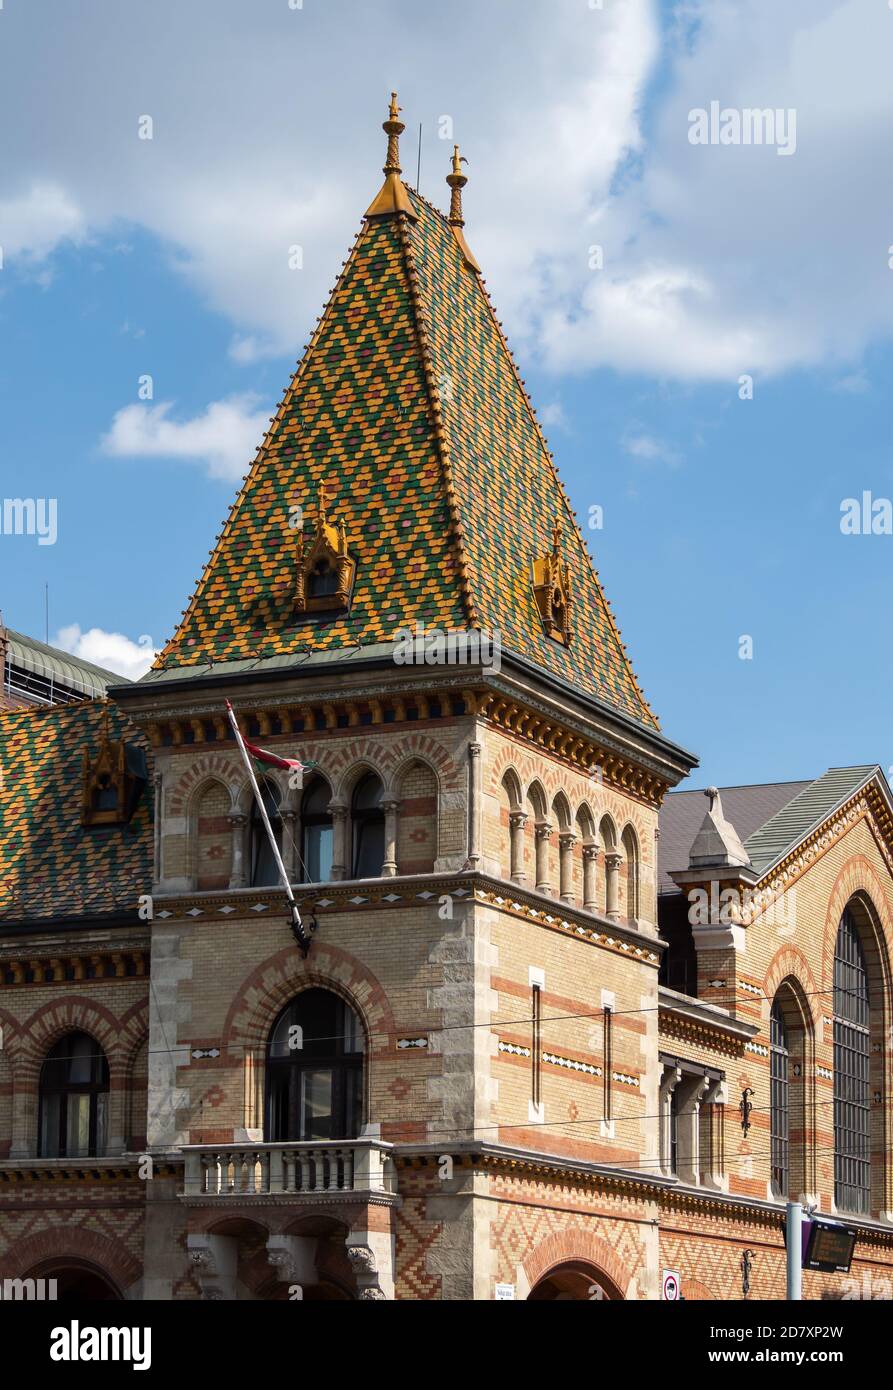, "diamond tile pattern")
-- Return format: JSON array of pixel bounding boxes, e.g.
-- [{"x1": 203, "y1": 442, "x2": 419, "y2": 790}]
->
[
  {"x1": 0, "y1": 700, "x2": 153, "y2": 921},
  {"x1": 151, "y1": 185, "x2": 656, "y2": 726}
]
